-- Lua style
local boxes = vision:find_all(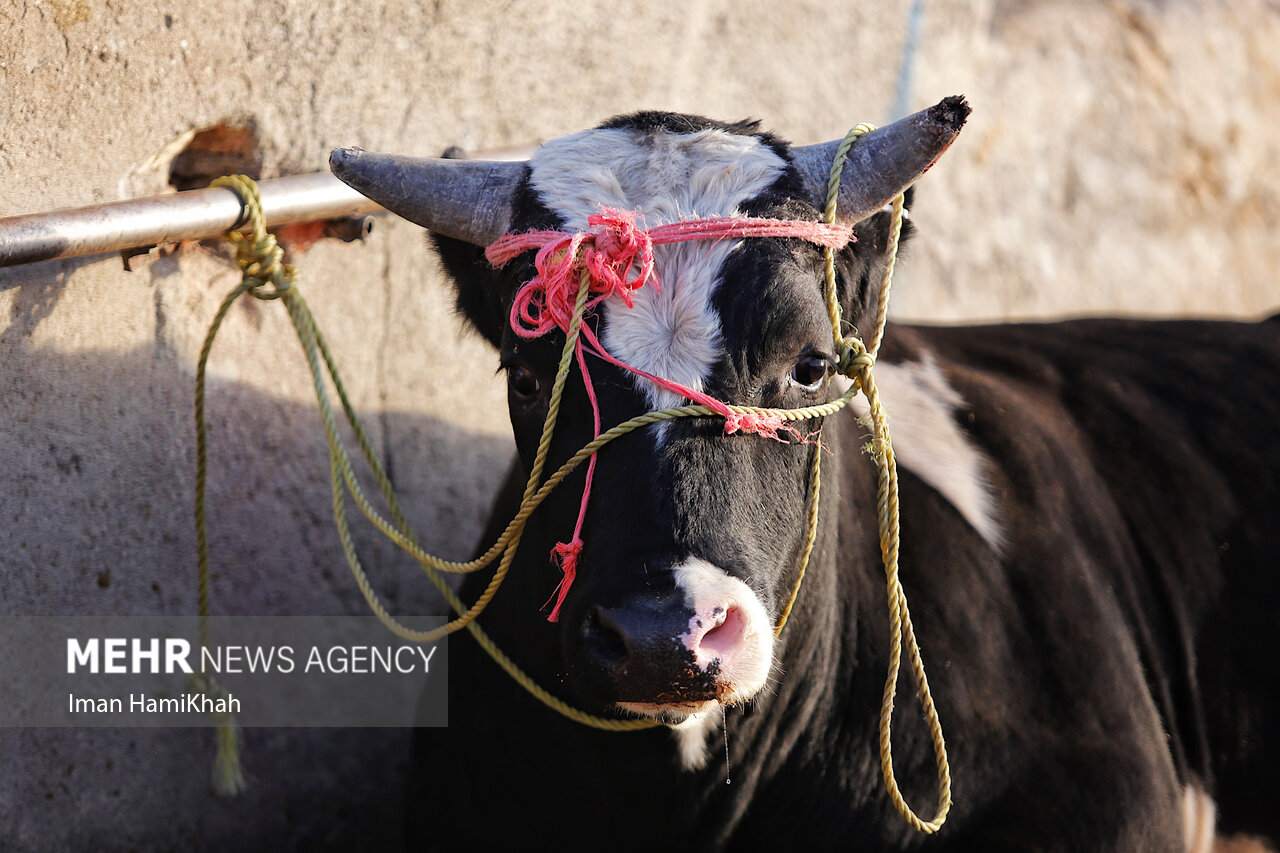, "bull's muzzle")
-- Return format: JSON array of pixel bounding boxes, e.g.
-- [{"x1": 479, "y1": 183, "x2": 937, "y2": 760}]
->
[
  {"x1": 572, "y1": 558, "x2": 775, "y2": 721},
  {"x1": 582, "y1": 597, "x2": 719, "y2": 707}
]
